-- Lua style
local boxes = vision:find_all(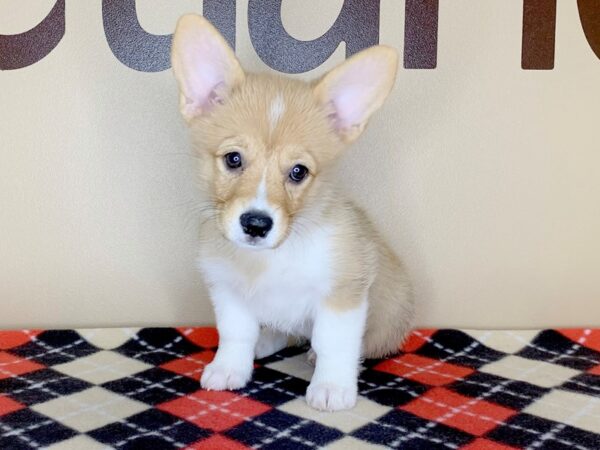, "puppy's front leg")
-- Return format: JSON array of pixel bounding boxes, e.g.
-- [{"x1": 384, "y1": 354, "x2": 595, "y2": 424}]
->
[
  {"x1": 201, "y1": 289, "x2": 259, "y2": 390},
  {"x1": 307, "y1": 297, "x2": 367, "y2": 411}
]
